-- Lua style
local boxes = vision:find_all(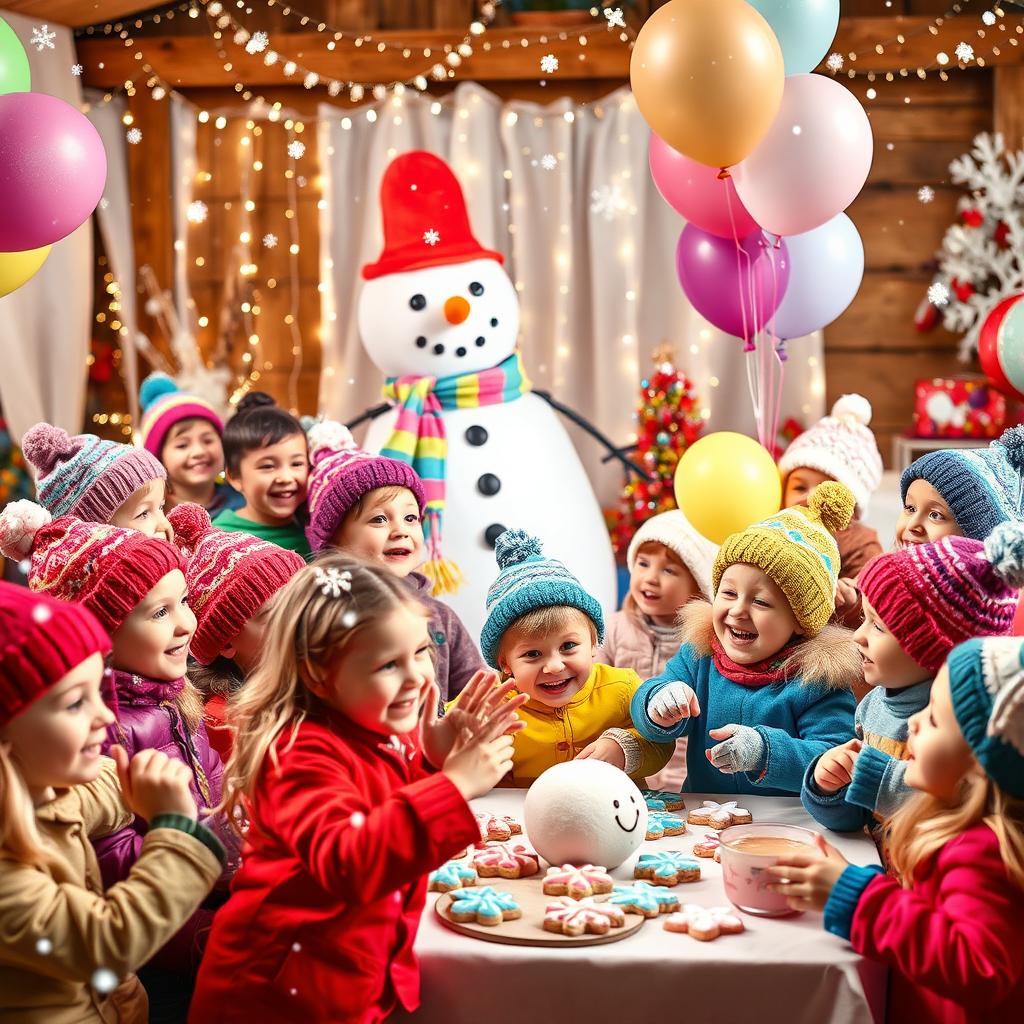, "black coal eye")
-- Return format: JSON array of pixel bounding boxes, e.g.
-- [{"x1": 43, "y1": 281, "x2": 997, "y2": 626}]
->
[
  {"x1": 629, "y1": 795, "x2": 636, "y2": 804},
  {"x1": 613, "y1": 799, "x2": 620, "y2": 809},
  {"x1": 469, "y1": 281, "x2": 484, "y2": 297},
  {"x1": 409, "y1": 294, "x2": 426, "y2": 311}
]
